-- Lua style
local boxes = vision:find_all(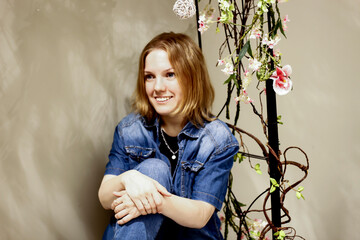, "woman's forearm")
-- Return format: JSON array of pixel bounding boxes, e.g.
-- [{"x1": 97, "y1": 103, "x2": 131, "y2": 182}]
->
[
  {"x1": 160, "y1": 195, "x2": 215, "y2": 229},
  {"x1": 98, "y1": 174, "x2": 126, "y2": 210}
]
